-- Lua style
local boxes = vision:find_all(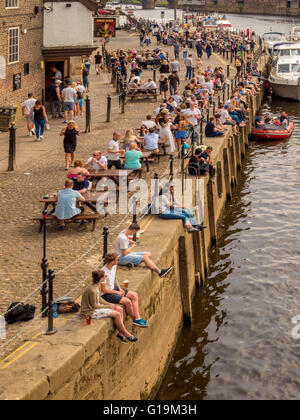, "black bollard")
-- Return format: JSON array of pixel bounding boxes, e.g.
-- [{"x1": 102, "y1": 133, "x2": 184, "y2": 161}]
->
[
  {"x1": 132, "y1": 197, "x2": 137, "y2": 242},
  {"x1": 212, "y1": 101, "x2": 215, "y2": 116},
  {"x1": 200, "y1": 119, "x2": 203, "y2": 145},
  {"x1": 169, "y1": 154, "x2": 174, "y2": 181},
  {"x1": 106, "y1": 94, "x2": 111, "y2": 123},
  {"x1": 181, "y1": 141, "x2": 185, "y2": 196},
  {"x1": 45, "y1": 269, "x2": 57, "y2": 336},
  {"x1": 102, "y1": 227, "x2": 109, "y2": 261},
  {"x1": 153, "y1": 67, "x2": 157, "y2": 82},
  {"x1": 8, "y1": 123, "x2": 16, "y2": 171},
  {"x1": 85, "y1": 96, "x2": 91, "y2": 133},
  {"x1": 227, "y1": 64, "x2": 230, "y2": 78},
  {"x1": 122, "y1": 82, "x2": 127, "y2": 114}
]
